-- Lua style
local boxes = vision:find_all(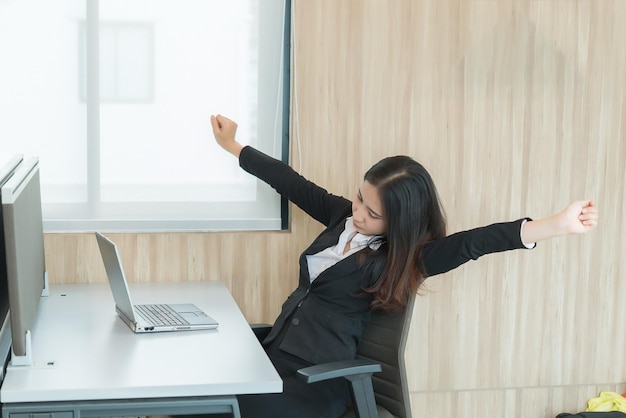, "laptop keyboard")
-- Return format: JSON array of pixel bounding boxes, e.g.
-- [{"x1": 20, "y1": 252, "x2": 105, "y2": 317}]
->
[{"x1": 135, "y1": 304, "x2": 188, "y2": 326}]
